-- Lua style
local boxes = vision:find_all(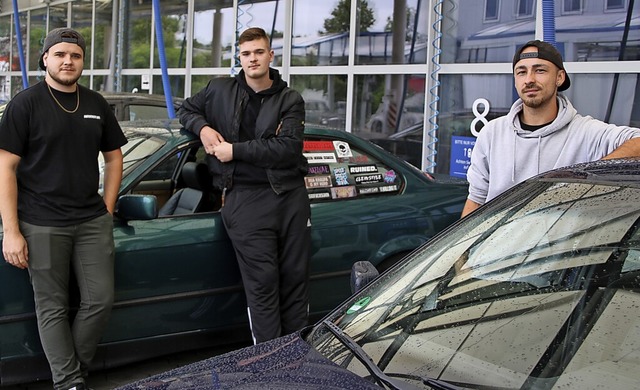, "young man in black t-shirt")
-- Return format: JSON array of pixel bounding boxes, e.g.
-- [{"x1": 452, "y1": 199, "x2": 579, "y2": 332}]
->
[{"x1": 0, "y1": 28, "x2": 127, "y2": 390}]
